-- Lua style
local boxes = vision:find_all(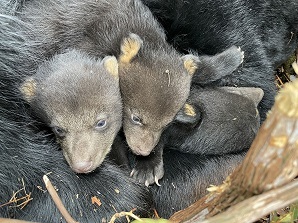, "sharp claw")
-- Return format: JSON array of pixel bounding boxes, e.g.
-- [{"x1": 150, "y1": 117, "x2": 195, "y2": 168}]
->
[
  {"x1": 130, "y1": 169, "x2": 135, "y2": 177},
  {"x1": 155, "y1": 176, "x2": 161, "y2": 186},
  {"x1": 145, "y1": 180, "x2": 149, "y2": 187}
]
